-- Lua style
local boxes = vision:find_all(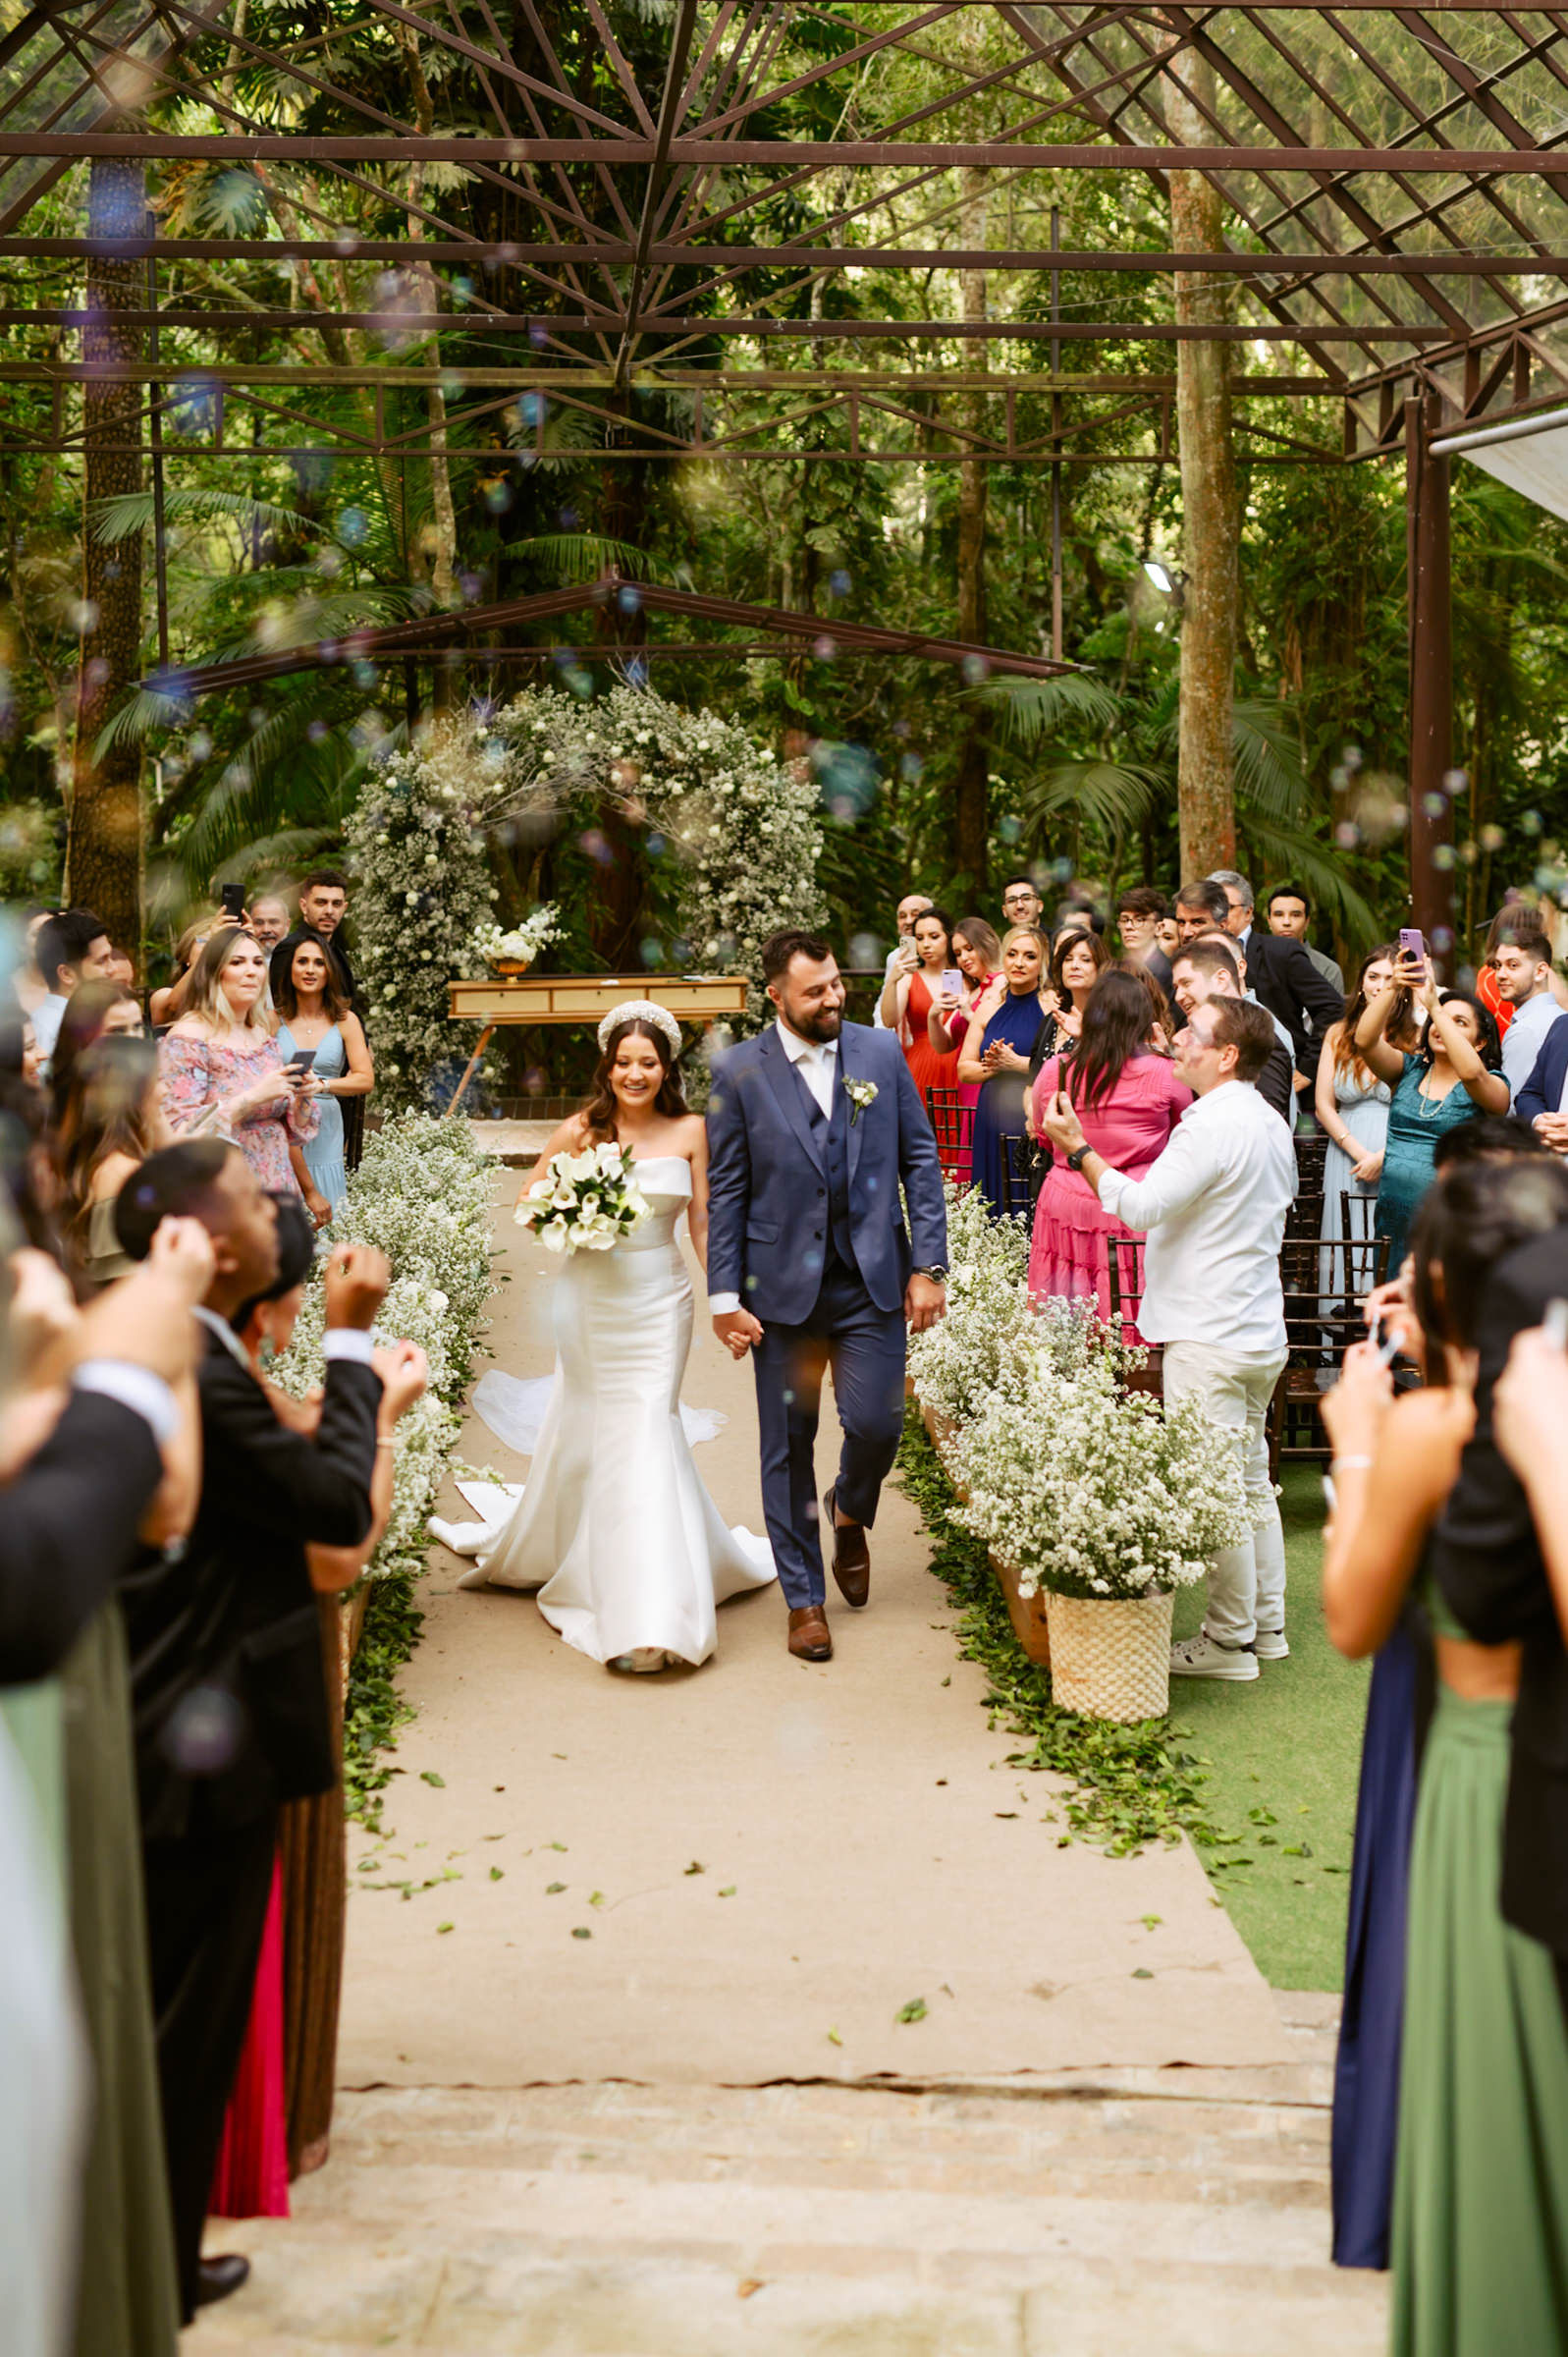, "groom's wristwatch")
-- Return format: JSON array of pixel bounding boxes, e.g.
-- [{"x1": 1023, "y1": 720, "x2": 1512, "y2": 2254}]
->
[{"x1": 913, "y1": 1264, "x2": 947, "y2": 1282}]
